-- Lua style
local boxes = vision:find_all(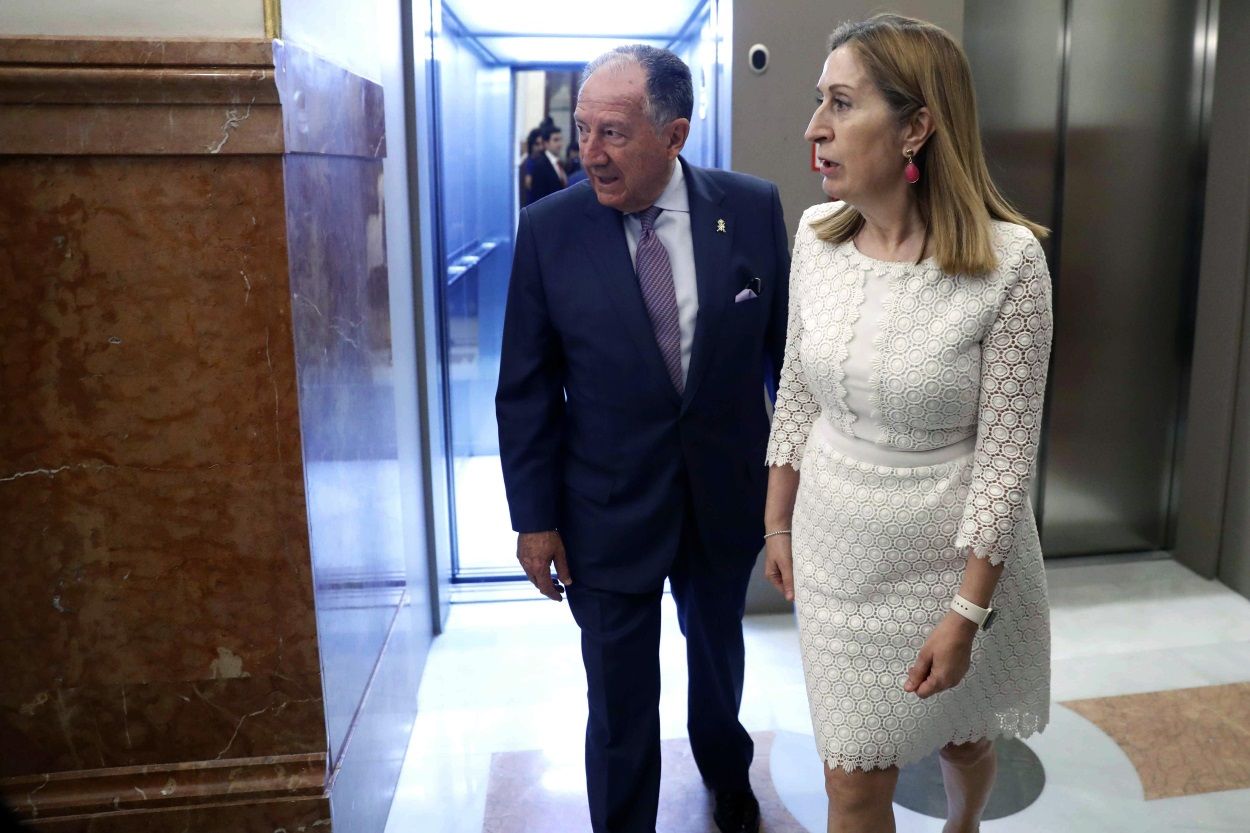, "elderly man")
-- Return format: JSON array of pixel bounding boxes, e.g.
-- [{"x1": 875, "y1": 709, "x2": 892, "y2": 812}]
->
[{"x1": 496, "y1": 45, "x2": 789, "y2": 833}]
